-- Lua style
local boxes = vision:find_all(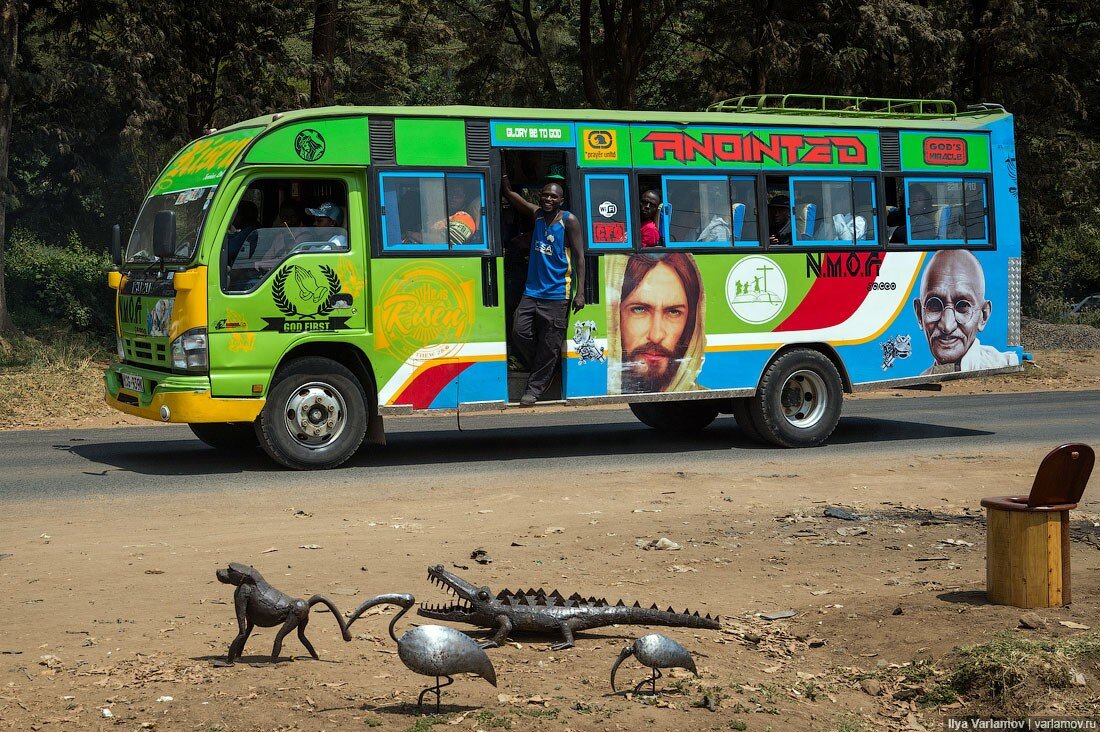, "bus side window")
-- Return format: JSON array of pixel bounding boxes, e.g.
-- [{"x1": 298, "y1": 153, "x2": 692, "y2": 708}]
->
[
  {"x1": 661, "y1": 176, "x2": 733, "y2": 248},
  {"x1": 584, "y1": 174, "x2": 632, "y2": 250},
  {"x1": 379, "y1": 171, "x2": 488, "y2": 253},
  {"x1": 789, "y1": 177, "x2": 877, "y2": 246},
  {"x1": 903, "y1": 178, "x2": 989, "y2": 245}
]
